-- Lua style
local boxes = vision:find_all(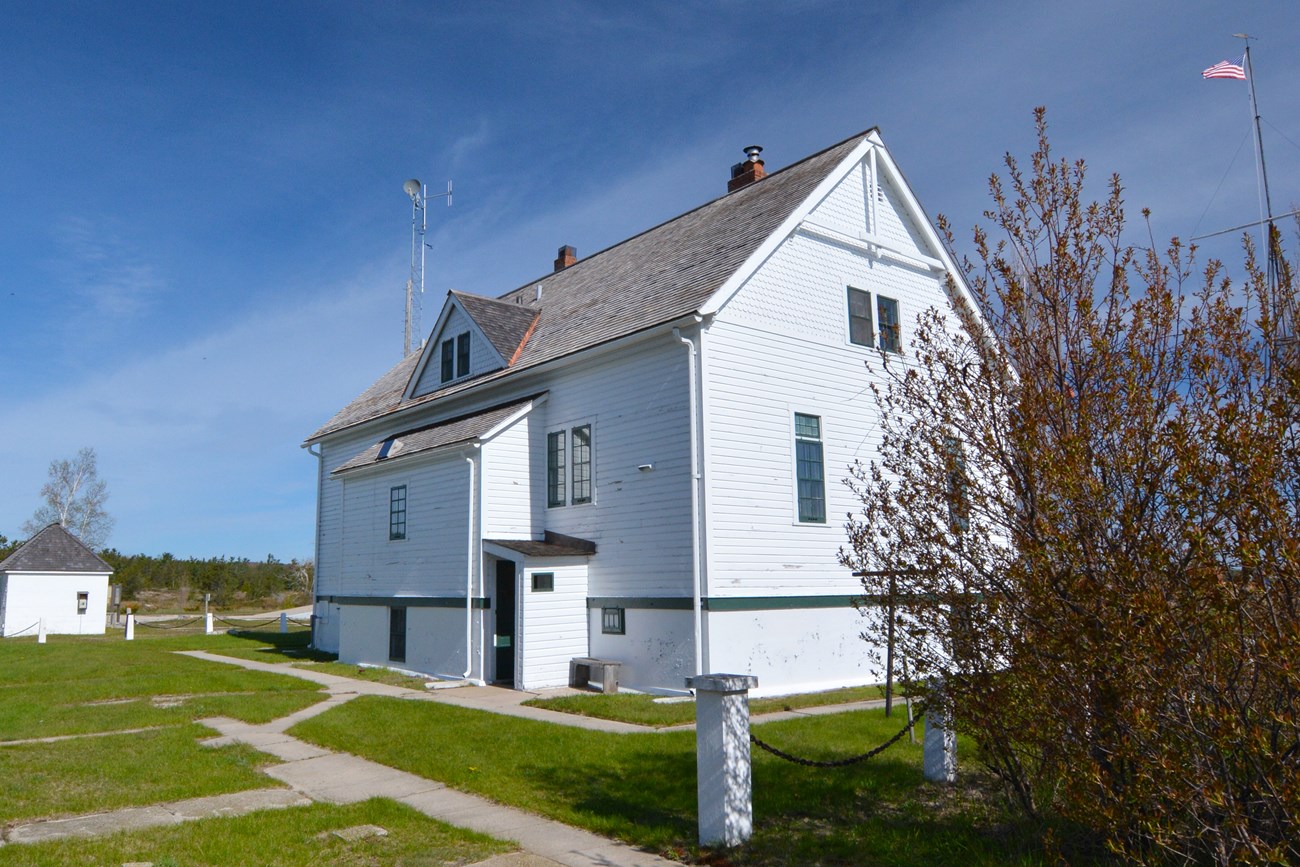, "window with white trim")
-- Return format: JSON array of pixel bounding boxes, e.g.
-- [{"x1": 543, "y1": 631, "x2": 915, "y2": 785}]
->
[
  {"x1": 847, "y1": 286, "x2": 874, "y2": 347},
  {"x1": 547, "y1": 431, "x2": 566, "y2": 507},
  {"x1": 571, "y1": 424, "x2": 592, "y2": 504},
  {"x1": 389, "y1": 485, "x2": 407, "y2": 540},
  {"x1": 440, "y1": 331, "x2": 471, "y2": 383},
  {"x1": 877, "y1": 295, "x2": 901, "y2": 353},
  {"x1": 547, "y1": 422, "x2": 594, "y2": 507},
  {"x1": 794, "y1": 413, "x2": 826, "y2": 523}
]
